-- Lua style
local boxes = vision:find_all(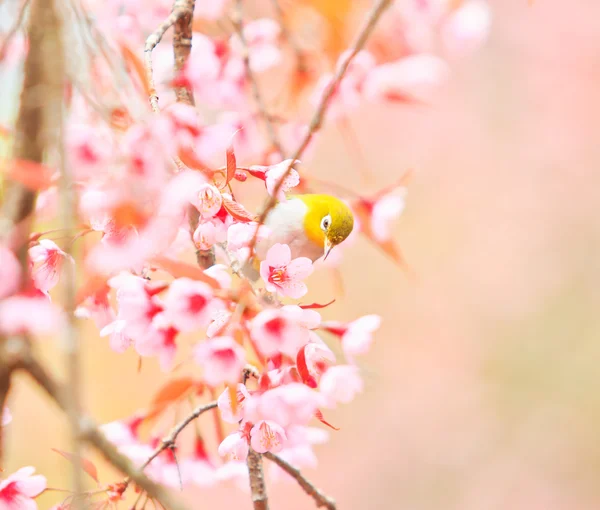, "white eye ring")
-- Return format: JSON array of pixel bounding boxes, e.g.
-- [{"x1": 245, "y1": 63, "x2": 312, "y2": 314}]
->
[{"x1": 320, "y1": 214, "x2": 331, "y2": 231}]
